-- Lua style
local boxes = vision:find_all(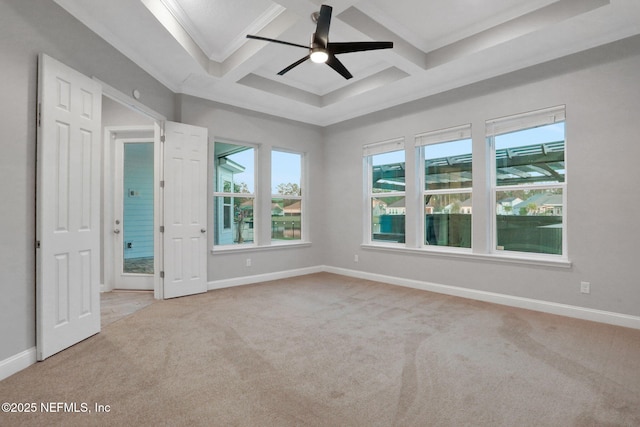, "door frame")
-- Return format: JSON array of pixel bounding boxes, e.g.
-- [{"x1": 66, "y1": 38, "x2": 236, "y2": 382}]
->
[
  {"x1": 99, "y1": 79, "x2": 166, "y2": 299},
  {"x1": 103, "y1": 125, "x2": 163, "y2": 298}
]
